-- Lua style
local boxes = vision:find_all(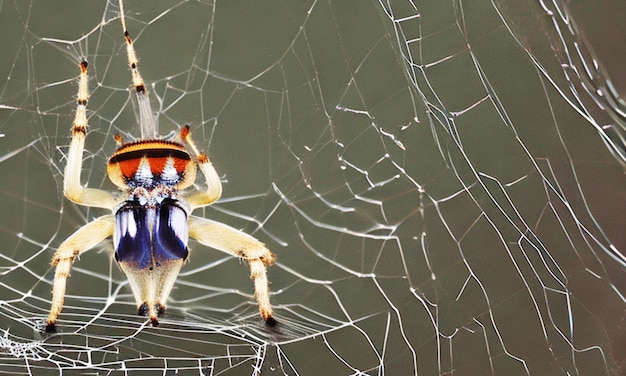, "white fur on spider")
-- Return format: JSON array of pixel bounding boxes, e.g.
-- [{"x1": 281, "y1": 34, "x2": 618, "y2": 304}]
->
[
  {"x1": 130, "y1": 157, "x2": 183, "y2": 188},
  {"x1": 160, "y1": 158, "x2": 182, "y2": 186},
  {"x1": 133, "y1": 158, "x2": 154, "y2": 187}
]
